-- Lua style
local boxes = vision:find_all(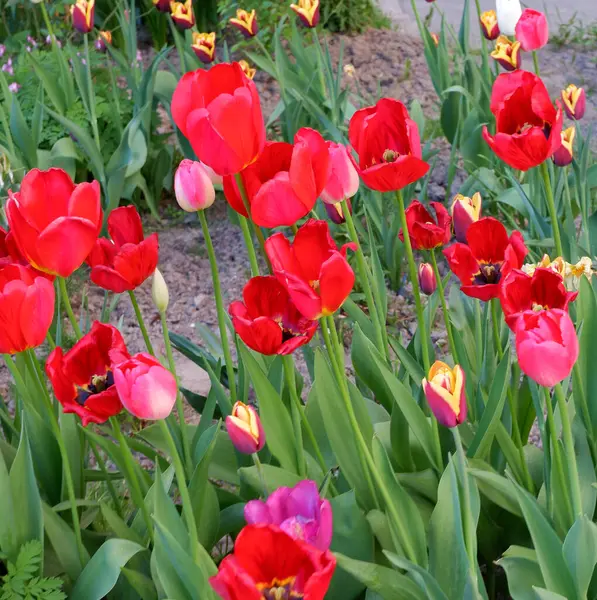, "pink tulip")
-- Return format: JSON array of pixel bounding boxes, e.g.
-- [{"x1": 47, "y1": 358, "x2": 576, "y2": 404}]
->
[
  {"x1": 418, "y1": 263, "x2": 437, "y2": 295},
  {"x1": 113, "y1": 353, "x2": 177, "y2": 420},
  {"x1": 515, "y1": 9, "x2": 549, "y2": 52},
  {"x1": 244, "y1": 480, "x2": 333, "y2": 550},
  {"x1": 174, "y1": 159, "x2": 216, "y2": 212},
  {"x1": 320, "y1": 142, "x2": 360, "y2": 205},
  {"x1": 515, "y1": 309, "x2": 579, "y2": 387},
  {"x1": 226, "y1": 401, "x2": 265, "y2": 454},
  {"x1": 422, "y1": 361, "x2": 467, "y2": 428}
]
